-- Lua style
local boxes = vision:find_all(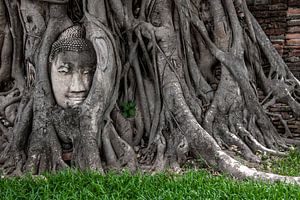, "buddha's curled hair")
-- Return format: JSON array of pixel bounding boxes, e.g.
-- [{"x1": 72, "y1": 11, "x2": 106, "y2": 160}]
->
[{"x1": 49, "y1": 25, "x2": 96, "y2": 62}]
